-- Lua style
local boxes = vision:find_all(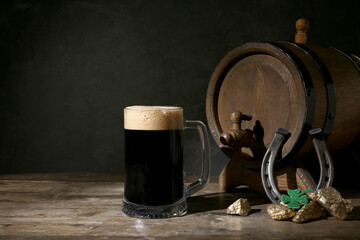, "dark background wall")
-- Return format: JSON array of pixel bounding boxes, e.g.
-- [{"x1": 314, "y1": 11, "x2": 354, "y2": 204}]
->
[{"x1": 1, "y1": 0, "x2": 360, "y2": 176}]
